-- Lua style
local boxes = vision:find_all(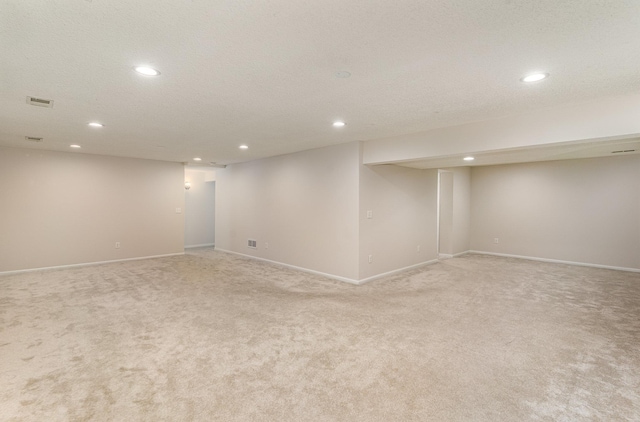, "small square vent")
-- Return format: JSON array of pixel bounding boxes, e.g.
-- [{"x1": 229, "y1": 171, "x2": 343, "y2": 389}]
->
[
  {"x1": 24, "y1": 136, "x2": 43, "y2": 142},
  {"x1": 248, "y1": 239, "x2": 257, "y2": 248},
  {"x1": 26, "y1": 96, "x2": 54, "y2": 108}
]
